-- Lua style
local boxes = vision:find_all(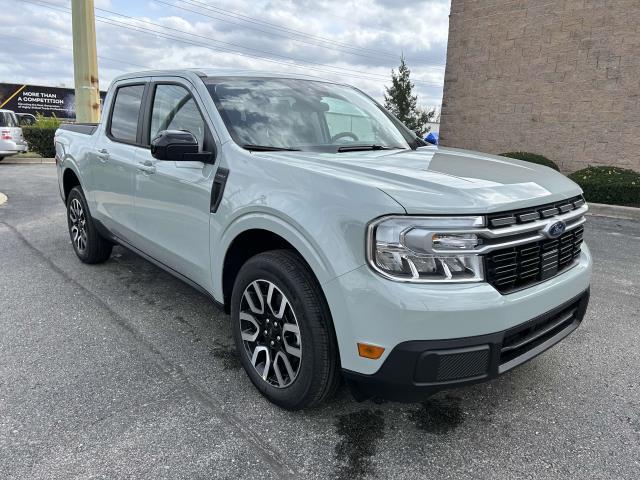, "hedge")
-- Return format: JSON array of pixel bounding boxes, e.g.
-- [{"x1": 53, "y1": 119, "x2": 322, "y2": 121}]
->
[
  {"x1": 22, "y1": 127, "x2": 57, "y2": 158},
  {"x1": 569, "y1": 166, "x2": 640, "y2": 207},
  {"x1": 500, "y1": 152, "x2": 560, "y2": 171}
]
